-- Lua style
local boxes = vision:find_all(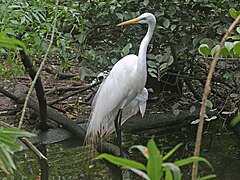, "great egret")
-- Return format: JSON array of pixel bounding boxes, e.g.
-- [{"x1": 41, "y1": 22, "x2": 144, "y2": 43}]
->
[{"x1": 85, "y1": 13, "x2": 156, "y2": 149}]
